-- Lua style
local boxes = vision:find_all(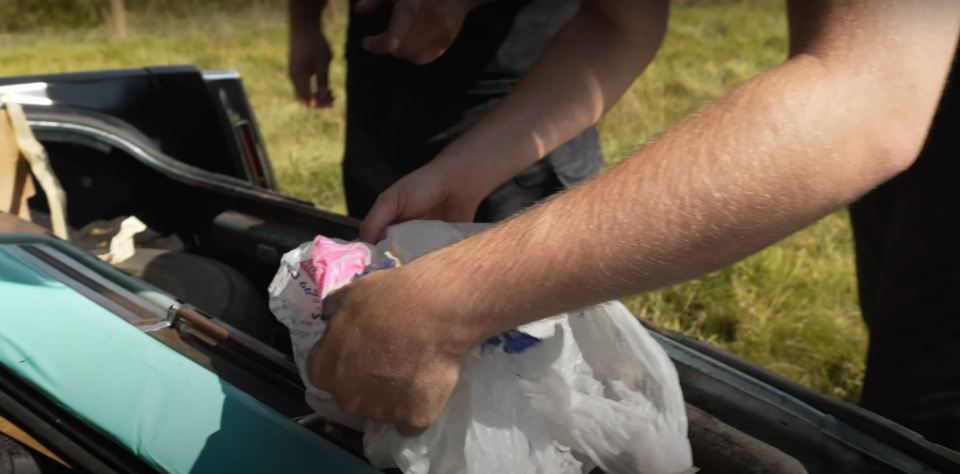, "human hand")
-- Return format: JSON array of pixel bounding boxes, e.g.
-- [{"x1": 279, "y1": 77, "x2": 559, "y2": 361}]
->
[
  {"x1": 289, "y1": 22, "x2": 334, "y2": 107},
  {"x1": 307, "y1": 269, "x2": 472, "y2": 434},
  {"x1": 354, "y1": 0, "x2": 487, "y2": 65},
  {"x1": 359, "y1": 163, "x2": 487, "y2": 243}
]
